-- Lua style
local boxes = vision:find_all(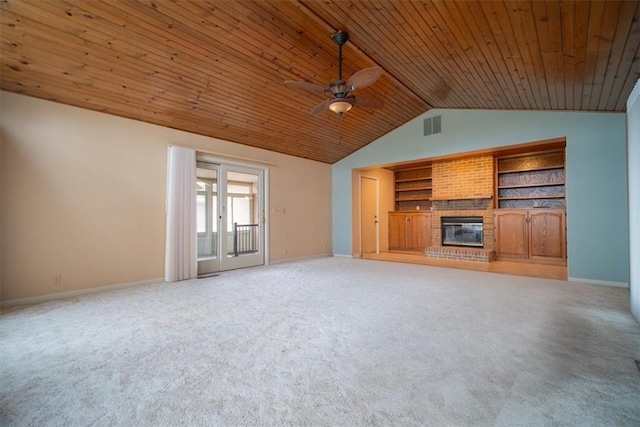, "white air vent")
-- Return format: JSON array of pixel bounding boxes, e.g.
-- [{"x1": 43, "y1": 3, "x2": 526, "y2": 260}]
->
[{"x1": 423, "y1": 115, "x2": 442, "y2": 136}]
